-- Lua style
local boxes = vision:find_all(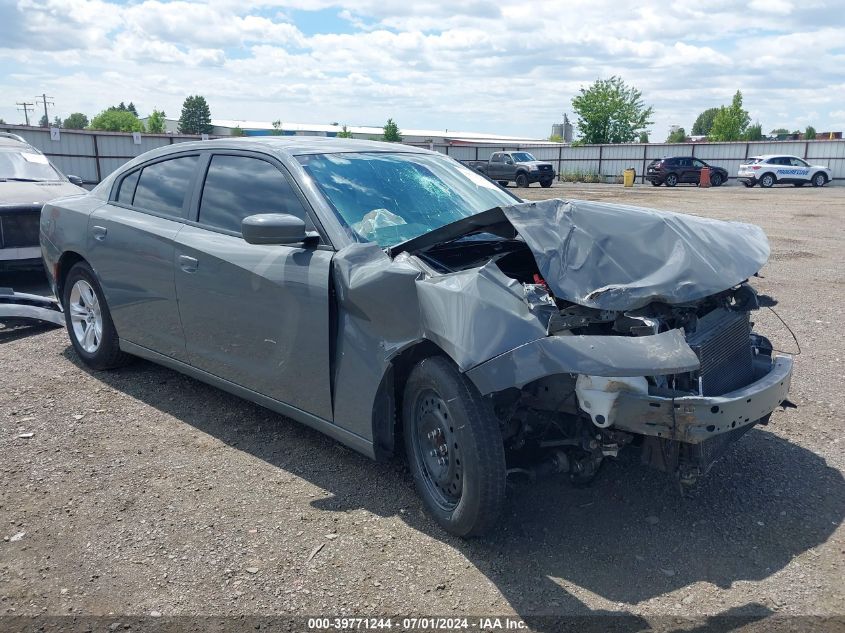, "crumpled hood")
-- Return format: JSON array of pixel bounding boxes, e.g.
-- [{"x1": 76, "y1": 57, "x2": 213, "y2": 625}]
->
[
  {"x1": 0, "y1": 181, "x2": 85, "y2": 207},
  {"x1": 501, "y1": 199, "x2": 770, "y2": 311}
]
